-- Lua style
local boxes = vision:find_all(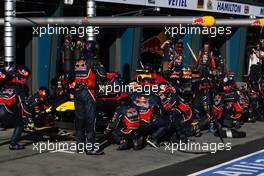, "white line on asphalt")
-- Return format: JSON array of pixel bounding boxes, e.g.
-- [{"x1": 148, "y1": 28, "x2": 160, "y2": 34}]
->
[{"x1": 188, "y1": 149, "x2": 264, "y2": 176}]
